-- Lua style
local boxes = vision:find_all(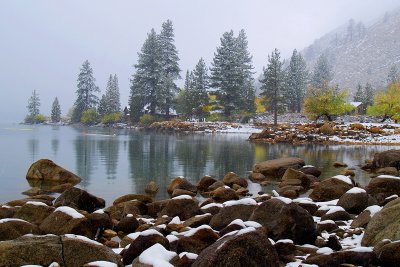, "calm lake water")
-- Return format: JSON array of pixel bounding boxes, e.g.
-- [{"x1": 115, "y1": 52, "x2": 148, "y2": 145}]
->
[{"x1": 0, "y1": 123, "x2": 398, "y2": 205}]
